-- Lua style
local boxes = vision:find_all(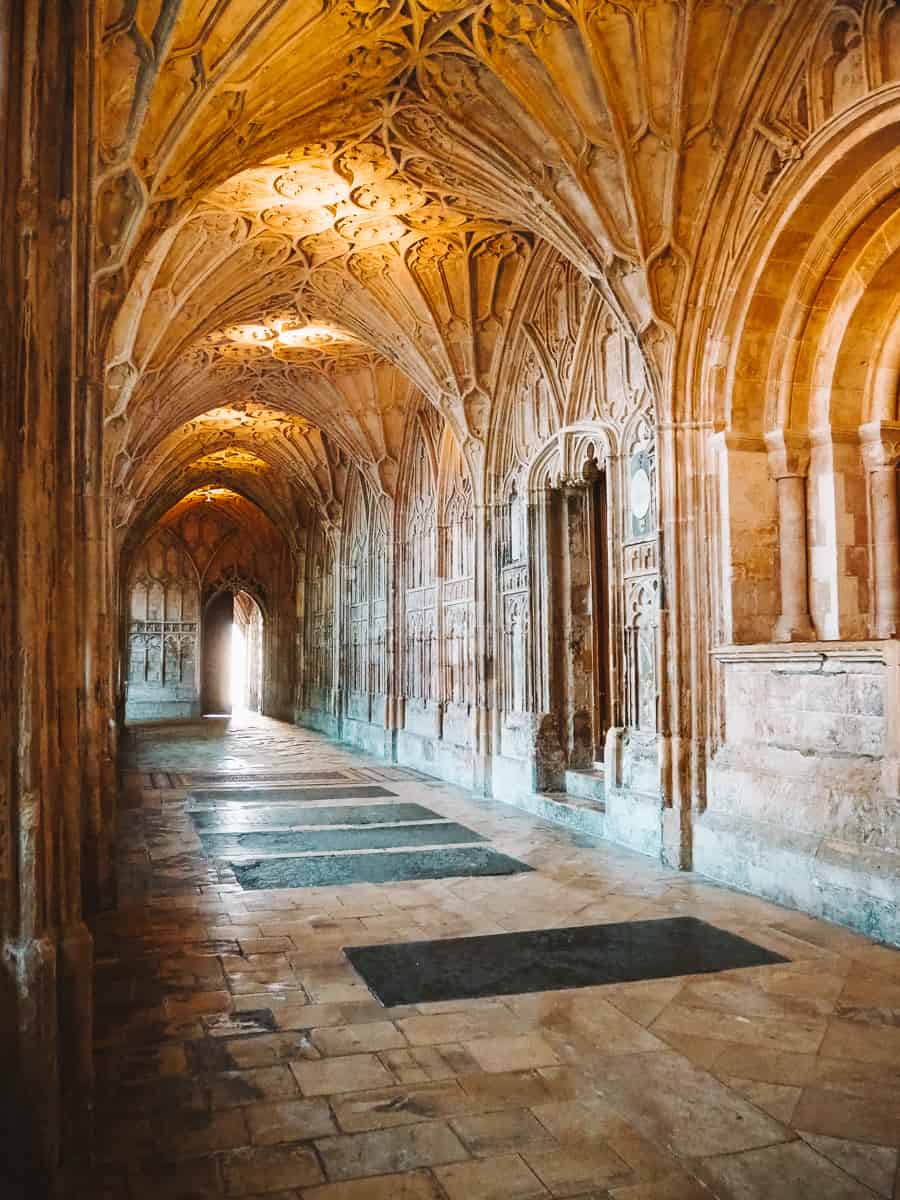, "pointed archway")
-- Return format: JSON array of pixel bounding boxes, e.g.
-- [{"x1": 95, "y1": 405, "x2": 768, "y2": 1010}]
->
[{"x1": 201, "y1": 590, "x2": 234, "y2": 716}]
